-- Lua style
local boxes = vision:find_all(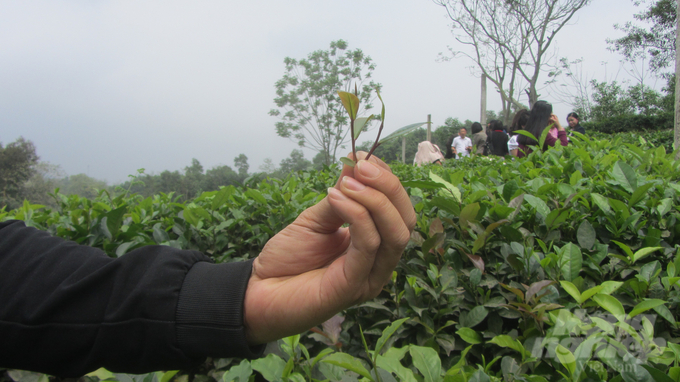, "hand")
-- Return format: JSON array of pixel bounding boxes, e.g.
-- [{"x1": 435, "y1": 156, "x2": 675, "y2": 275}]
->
[
  {"x1": 550, "y1": 114, "x2": 564, "y2": 131},
  {"x1": 243, "y1": 152, "x2": 416, "y2": 345},
  {"x1": 466, "y1": 146, "x2": 472, "y2": 152},
  {"x1": 452, "y1": 147, "x2": 457, "y2": 154}
]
